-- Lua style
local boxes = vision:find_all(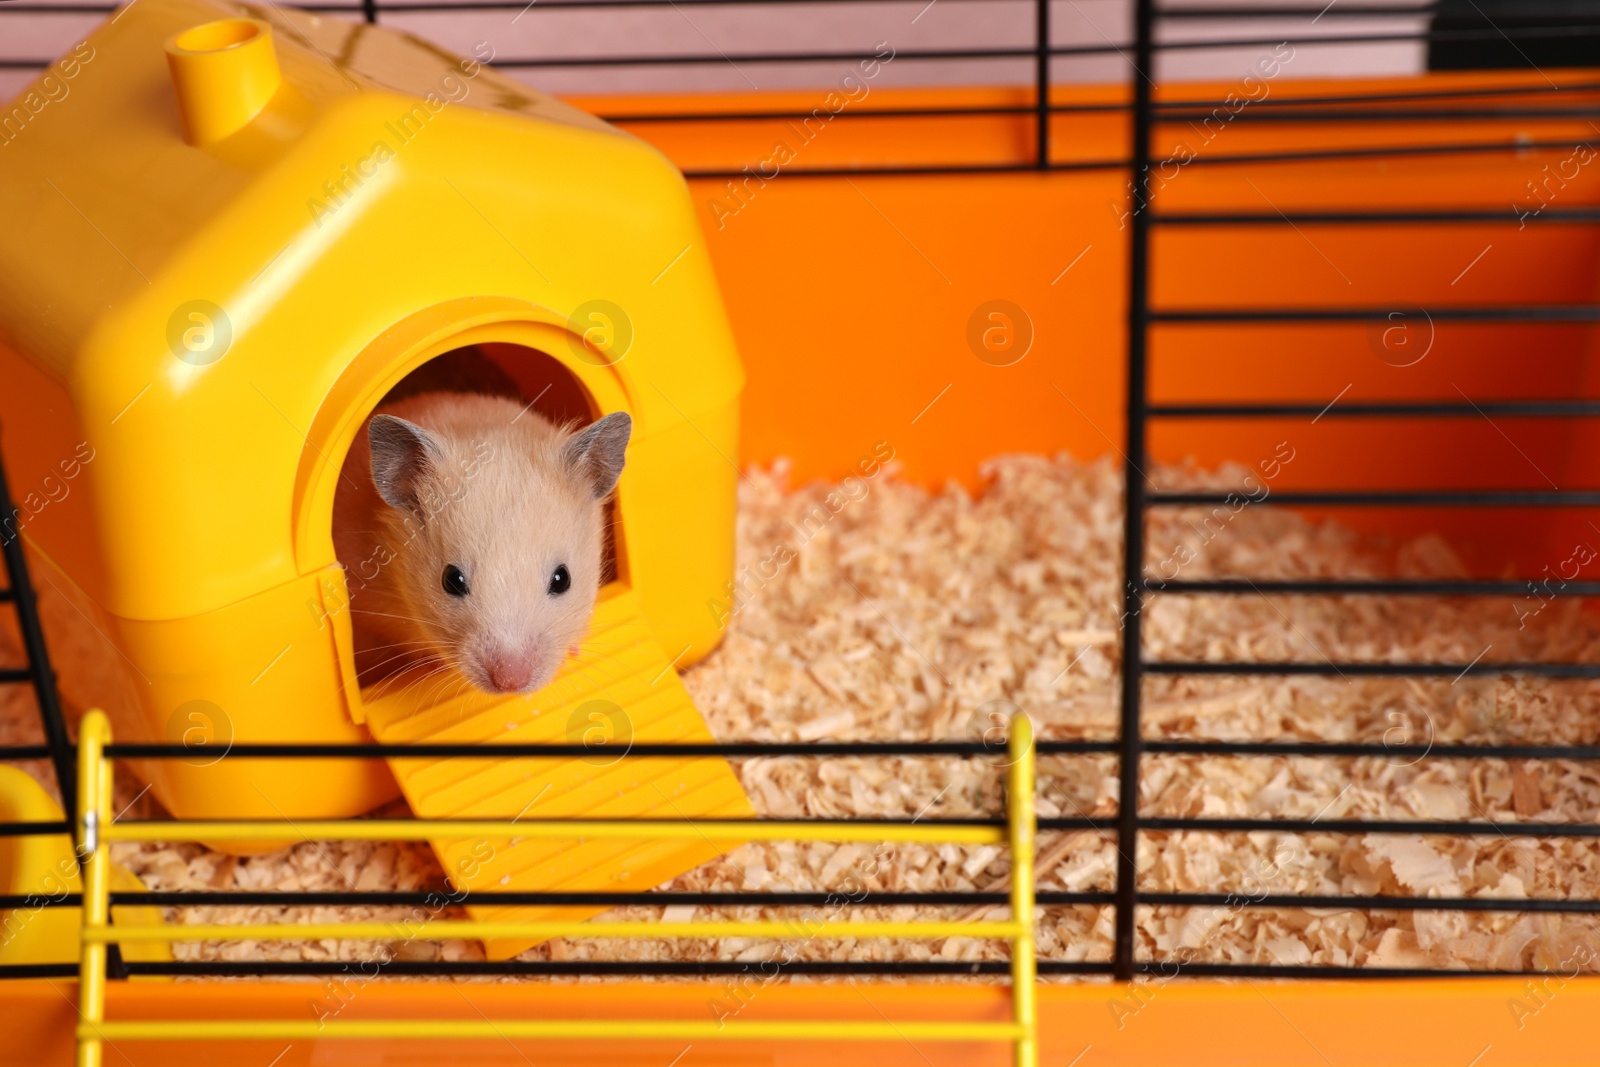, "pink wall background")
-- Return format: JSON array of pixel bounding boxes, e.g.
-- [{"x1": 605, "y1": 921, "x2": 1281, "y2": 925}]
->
[{"x1": 1, "y1": 0, "x2": 1429, "y2": 102}]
